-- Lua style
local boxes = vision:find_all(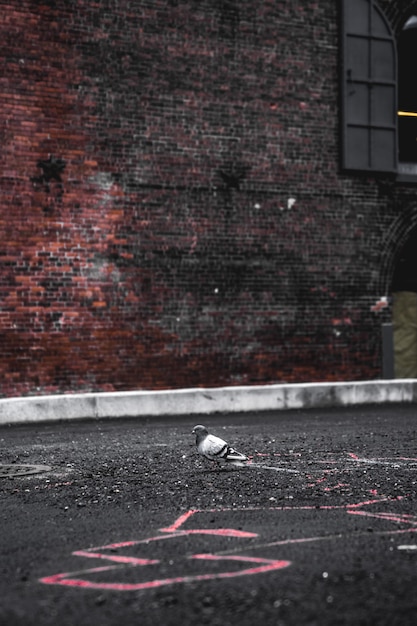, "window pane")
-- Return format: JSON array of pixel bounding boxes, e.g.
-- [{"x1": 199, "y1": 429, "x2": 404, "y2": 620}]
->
[
  {"x1": 372, "y1": 7, "x2": 391, "y2": 37},
  {"x1": 372, "y1": 40, "x2": 395, "y2": 80},
  {"x1": 347, "y1": 83, "x2": 369, "y2": 124},
  {"x1": 372, "y1": 129, "x2": 396, "y2": 169},
  {"x1": 345, "y1": 0, "x2": 369, "y2": 35},
  {"x1": 346, "y1": 127, "x2": 369, "y2": 169},
  {"x1": 347, "y1": 36, "x2": 369, "y2": 79},
  {"x1": 373, "y1": 85, "x2": 395, "y2": 125}
]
